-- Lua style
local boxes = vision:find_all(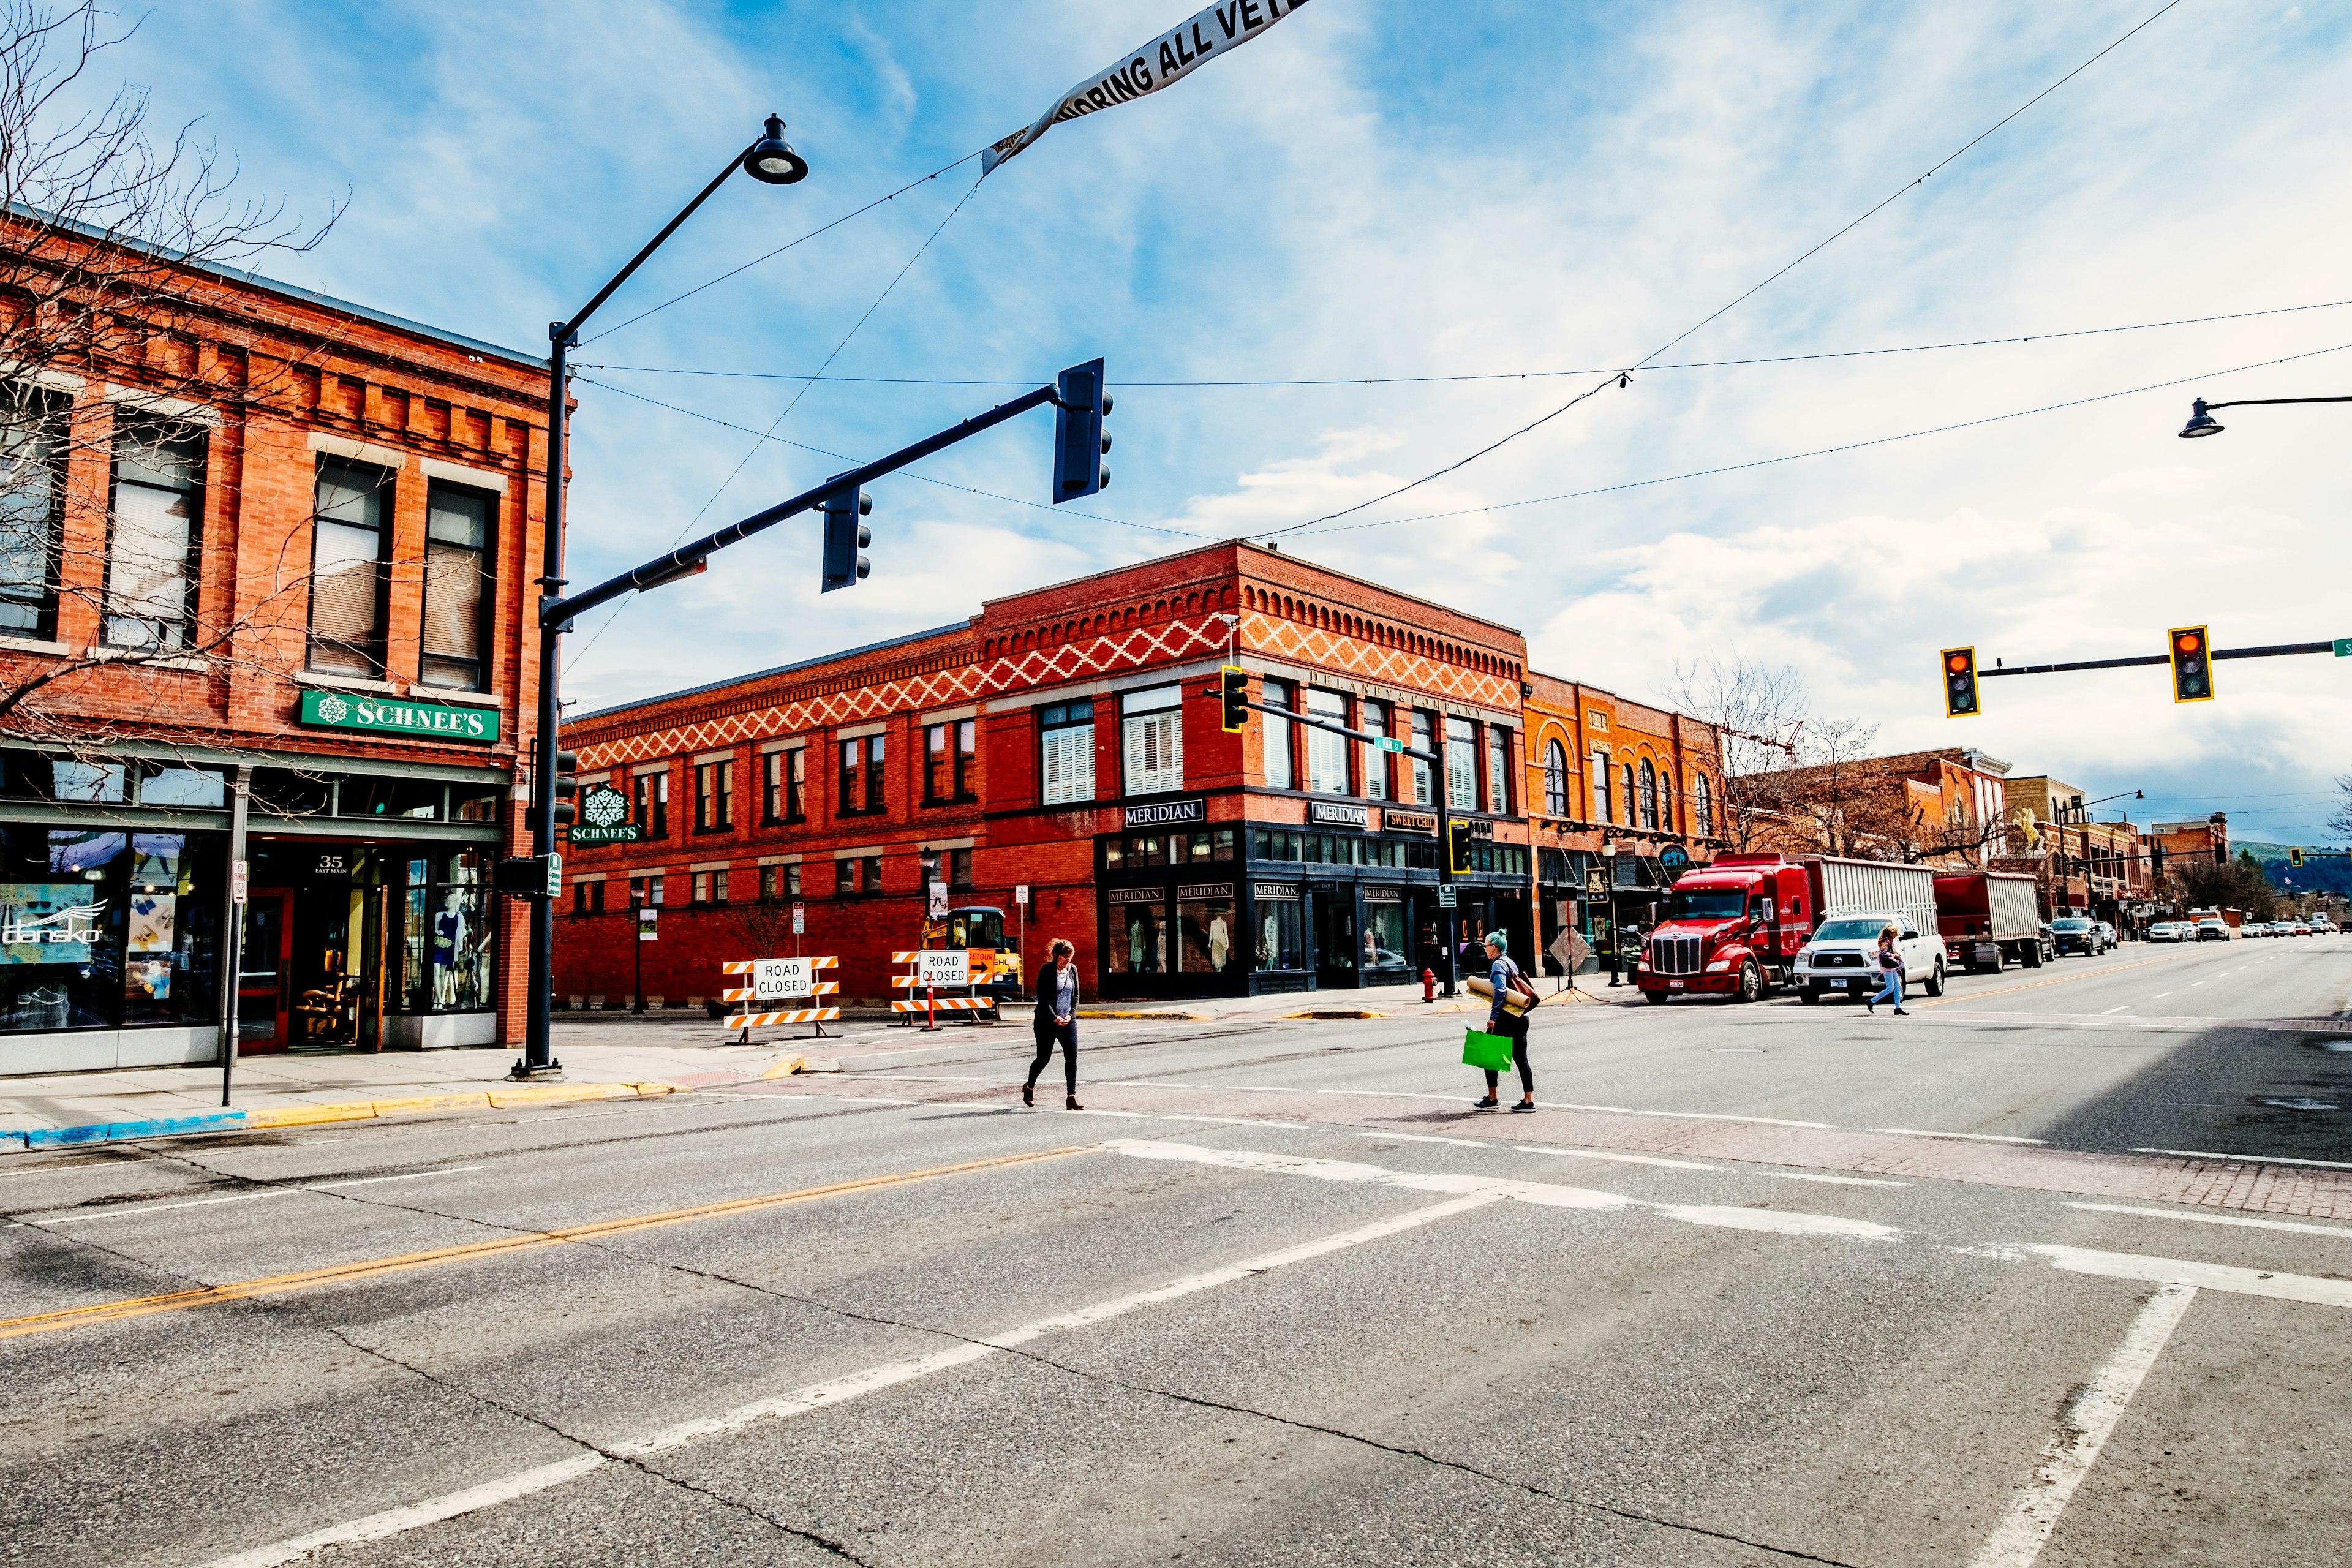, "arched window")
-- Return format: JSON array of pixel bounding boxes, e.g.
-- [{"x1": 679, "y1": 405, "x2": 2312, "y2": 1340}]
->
[
  {"x1": 1638, "y1": 759, "x2": 1658, "y2": 829},
  {"x1": 1543, "y1": 741, "x2": 1569, "y2": 817},
  {"x1": 1694, "y1": 775, "x2": 1714, "y2": 837},
  {"x1": 1622, "y1": 763, "x2": 1637, "y2": 826},
  {"x1": 1659, "y1": 769, "x2": 1675, "y2": 832}
]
